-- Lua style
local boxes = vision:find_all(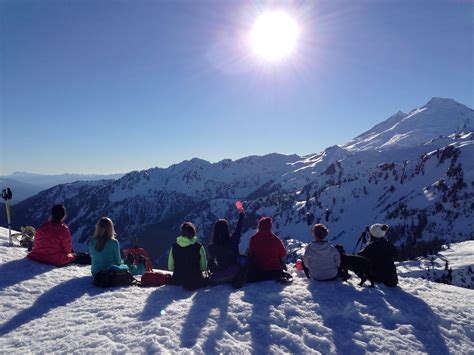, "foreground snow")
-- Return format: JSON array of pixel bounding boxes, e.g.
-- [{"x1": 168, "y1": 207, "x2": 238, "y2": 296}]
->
[{"x1": 0, "y1": 228, "x2": 473, "y2": 353}]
